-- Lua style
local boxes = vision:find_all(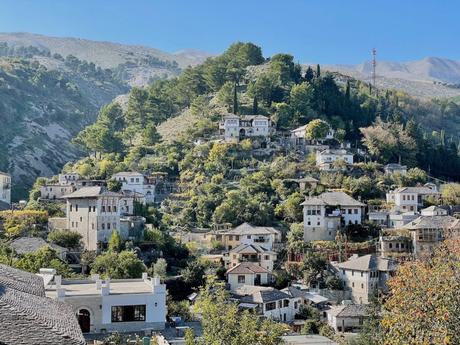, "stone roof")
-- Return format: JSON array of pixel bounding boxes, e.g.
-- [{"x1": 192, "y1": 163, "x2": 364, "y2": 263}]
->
[
  {"x1": 226, "y1": 262, "x2": 271, "y2": 275},
  {"x1": 222, "y1": 222, "x2": 280, "y2": 236},
  {"x1": 327, "y1": 304, "x2": 367, "y2": 318},
  {"x1": 337, "y1": 254, "x2": 397, "y2": 272},
  {"x1": 62, "y1": 186, "x2": 121, "y2": 199},
  {"x1": 235, "y1": 285, "x2": 290, "y2": 303},
  {"x1": 301, "y1": 191, "x2": 365, "y2": 207},
  {"x1": 393, "y1": 186, "x2": 440, "y2": 195},
  {"x1": 10, "y1": 237, "x2": 67, "y2": 256},
  {"x1": 0, "y1": 264, "x2": 85, "y2": 345},
  {"x1": 112, "y1": 171, "x2": 144, "y2": 177},
  {"x1": 0, "y1": 171, "x2": 10, "y2": 177},
  {"x1": 230, "y1": 243, "x2": 273, "y2": 255},
  {"x1": 318, "y1": 149, "x2": 352, "y2": 156},
  {"x1": 402, "y1": 215, "x2": 458, "y2": 230}
]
